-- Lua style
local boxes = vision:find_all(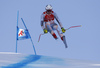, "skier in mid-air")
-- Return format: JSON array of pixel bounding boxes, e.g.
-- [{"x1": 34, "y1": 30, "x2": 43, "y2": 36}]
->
[{"x1": 40, "y1": 5, "x2": 67, "y2": 48}]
